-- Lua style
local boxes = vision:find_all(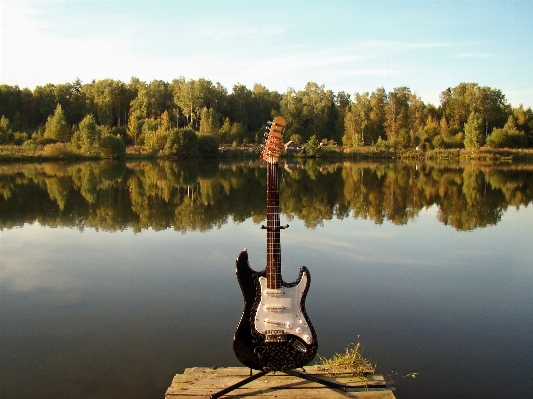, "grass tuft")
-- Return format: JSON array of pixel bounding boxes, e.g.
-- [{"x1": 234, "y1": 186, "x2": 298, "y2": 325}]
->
[{"x1": 317, "y1": 338, "x2": 375, "y2": 376}]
